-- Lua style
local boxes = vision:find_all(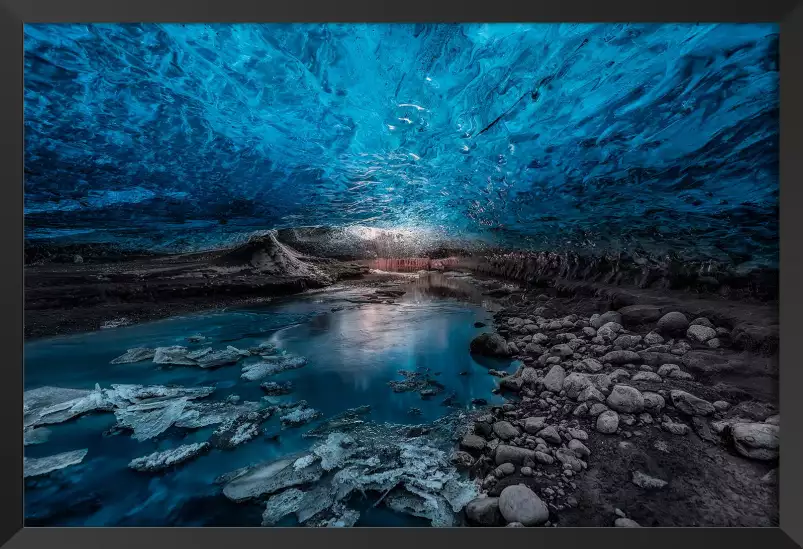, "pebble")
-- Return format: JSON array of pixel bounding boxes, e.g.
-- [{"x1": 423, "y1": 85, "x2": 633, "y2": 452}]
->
[
  {"x1": 606, "y1": 385, "x2": 645, "y2": 413},
  {"x1": 596, "y1": 410, "x2": 620, "y2": 434},
  {"x1": 498, "y1": 485, "x2": 550, "y2": 526}
]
